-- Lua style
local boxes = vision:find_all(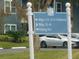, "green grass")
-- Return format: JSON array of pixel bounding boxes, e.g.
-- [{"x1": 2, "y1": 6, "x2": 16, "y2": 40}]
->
[
  {"x1": 0, "y1": 36, "x2": 29, "y2": 48},
  {"x1": 0, "y1": 42, "x2": 29, "y2": 48},
  {"x1": 0, "y1": 51, "x2": 29, "y2": 59},
  {"x1": 0, "y1": 49, "x2": 79, "y2": 59},
  {"x1": 35, "y1": 50, "x2": 68, "y2": 59},
  {"x1": 35, "y1": 49, "x2": 79, "y2": 59}
]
